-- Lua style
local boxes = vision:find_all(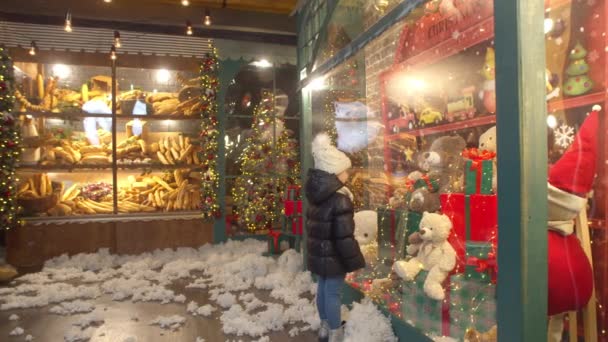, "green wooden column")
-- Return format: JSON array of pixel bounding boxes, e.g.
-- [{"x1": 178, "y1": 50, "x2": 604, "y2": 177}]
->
[
  {"x1": 494, "y1": 0, "x2": 548, "y2": 341},
  {"x1": 213, "y1": 58, "x2": 246, "y2": 243}
]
